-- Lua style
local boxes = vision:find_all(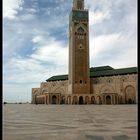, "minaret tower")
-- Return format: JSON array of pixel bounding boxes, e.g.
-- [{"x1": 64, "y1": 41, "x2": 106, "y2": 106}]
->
[{"x1": 68, "y1": 0, "x2": 90, "y2": 94}]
